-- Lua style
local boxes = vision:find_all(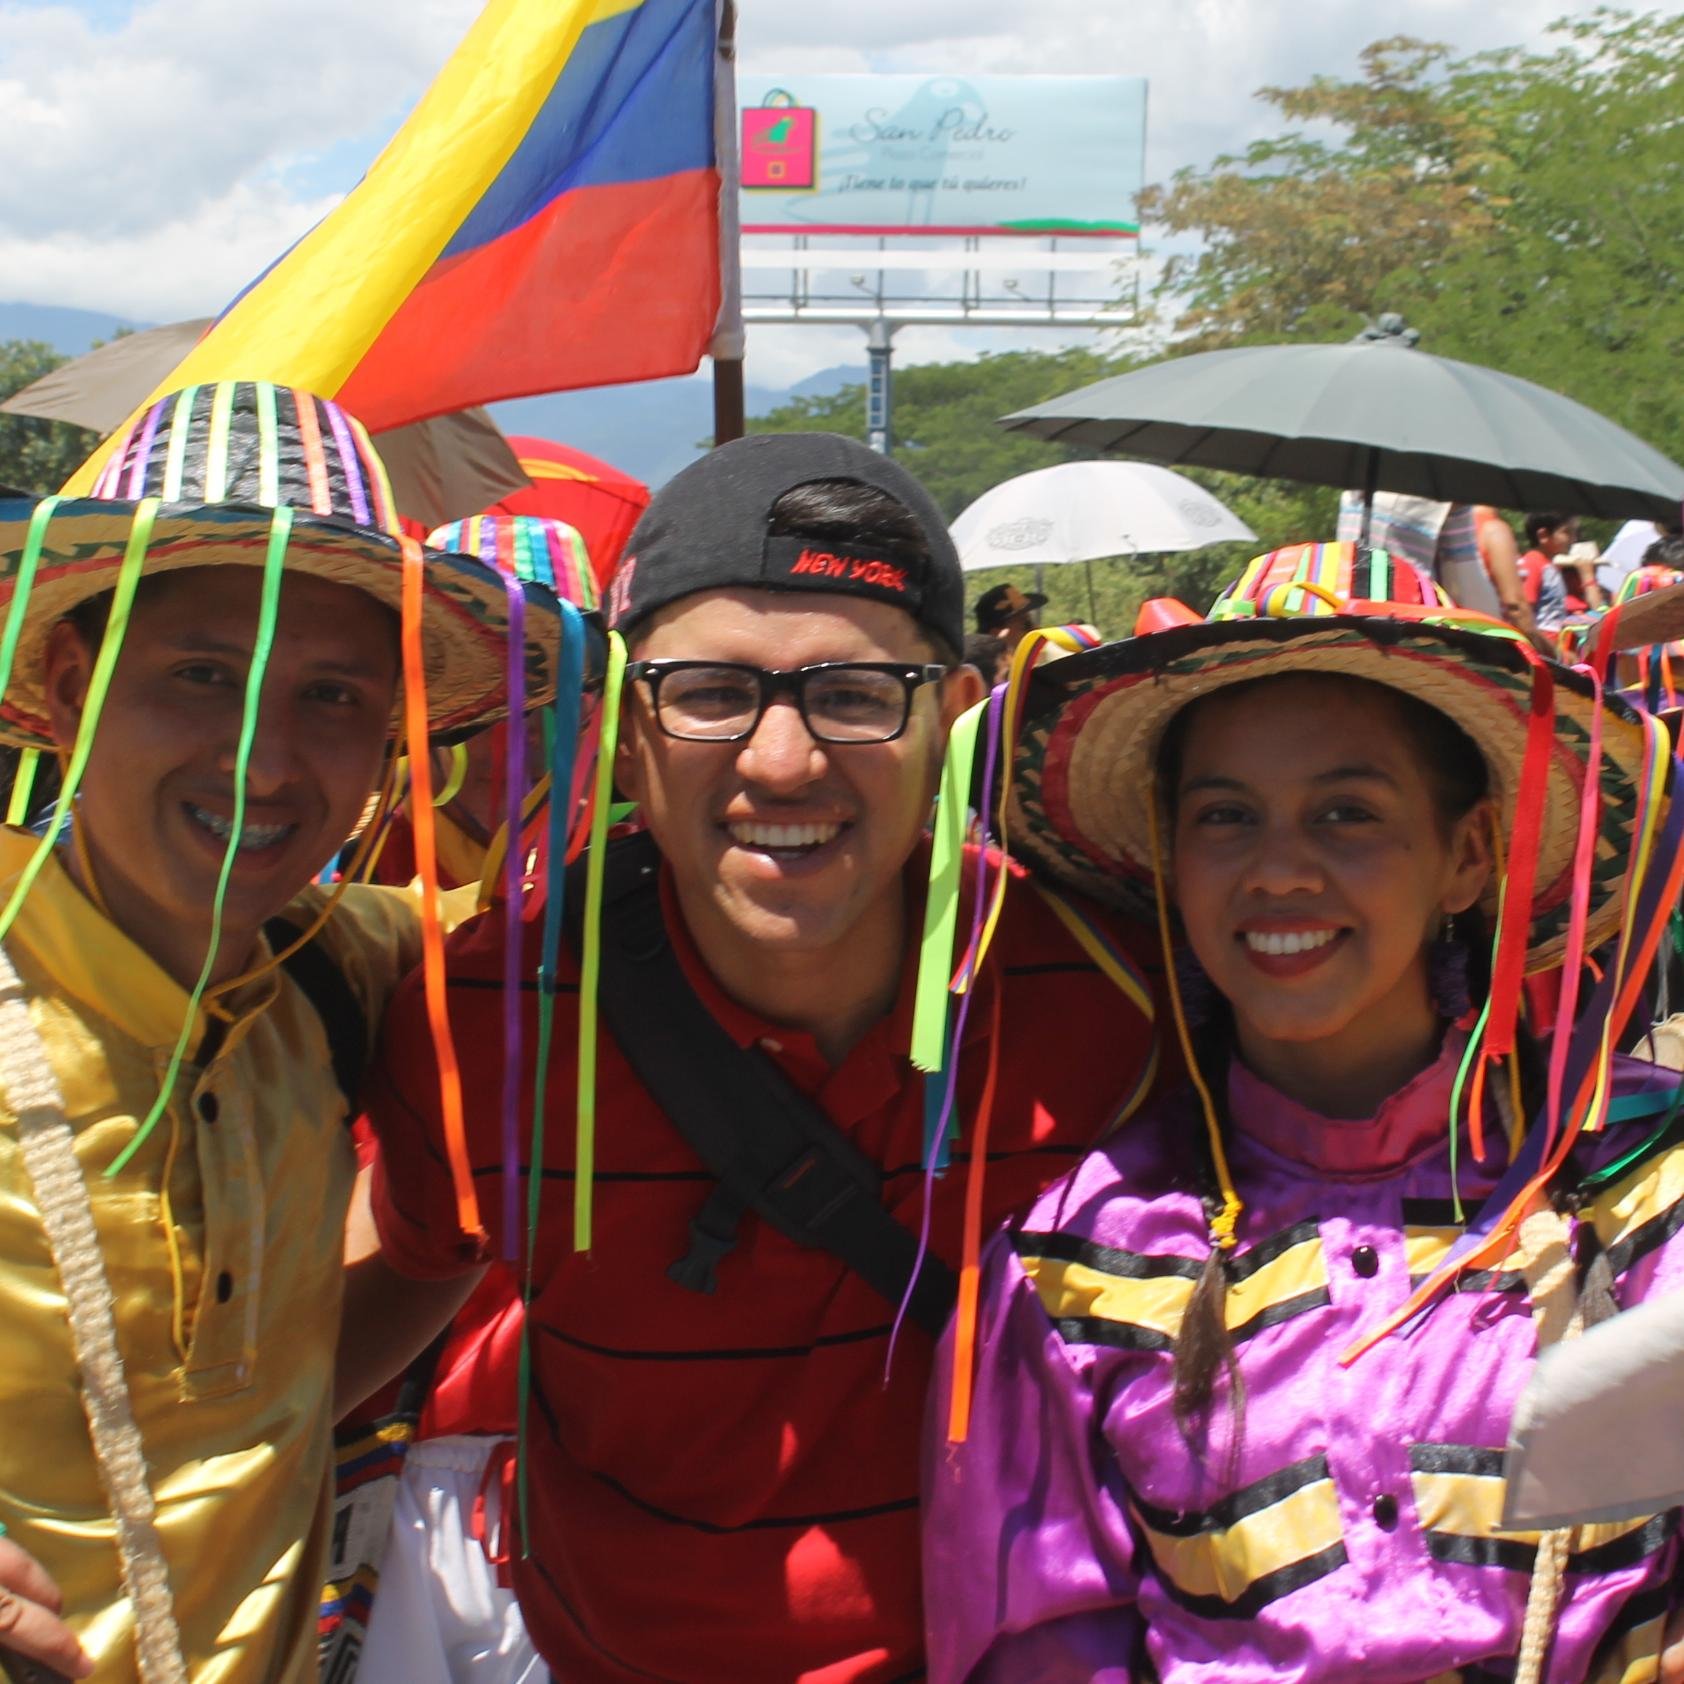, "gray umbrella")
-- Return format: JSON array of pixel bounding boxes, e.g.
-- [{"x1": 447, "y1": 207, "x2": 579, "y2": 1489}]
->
[
  {"x1": 1, "y1": 319, "x2": 532, "y2": 528},
  {"x1": 1001, "y1": 316, "x2": 1684, "y2": 524}
]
